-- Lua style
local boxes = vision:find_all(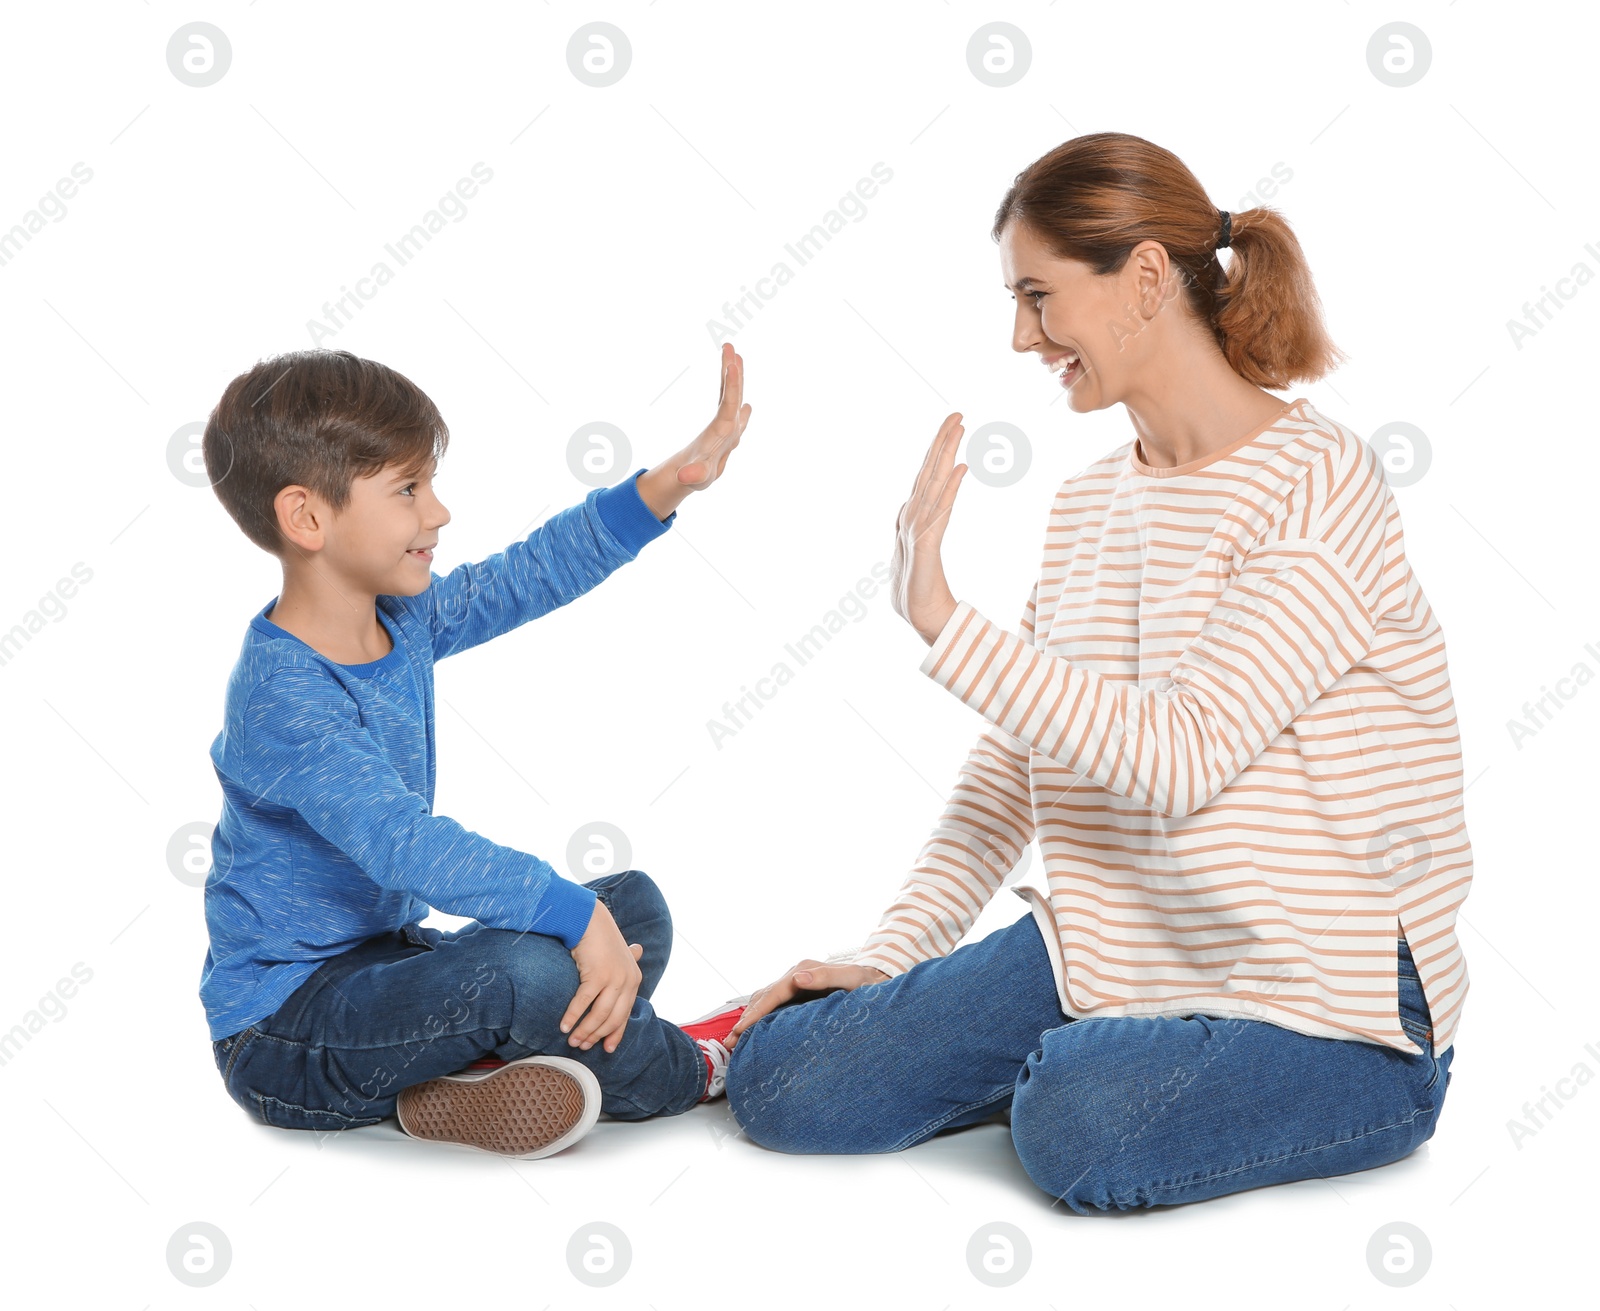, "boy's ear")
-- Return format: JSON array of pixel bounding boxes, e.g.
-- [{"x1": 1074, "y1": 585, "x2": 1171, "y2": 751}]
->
[{"x1": 273, "y1": 484, "x2": 325, "y2": 554}]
